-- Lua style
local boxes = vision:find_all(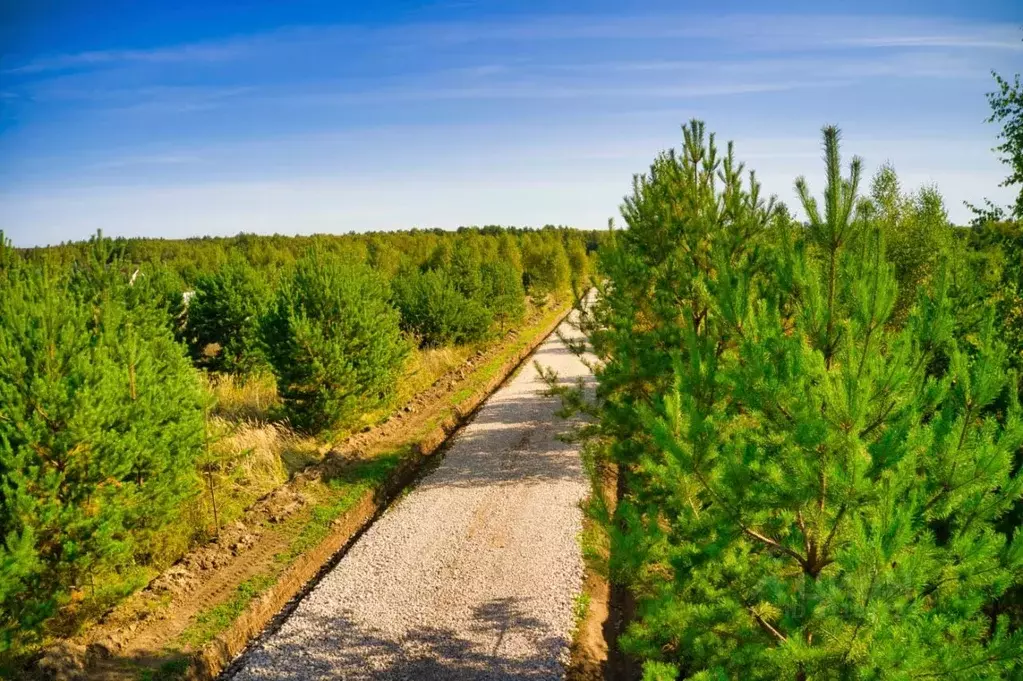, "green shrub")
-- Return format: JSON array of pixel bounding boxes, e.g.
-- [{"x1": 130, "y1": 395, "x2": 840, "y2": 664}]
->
[
  {"x1": 866, "y1": 164, "x2": 953, "y2": 321},
  {"x1": 186, "y1": 258, "x2": 272, "y2": 374},
  {"x1": 133, "y1": 264, "x2": 189, "y2": 342},
  {"x1": 262, "y1": 253, "x2": 408, "y2": 433},
  {"x1": 0, "y1": 245, "x2": 206, "y2": 651},
  {"x1": 497, "y1": 232, "x2": 523, "y2": 275},
  {"x1": 522, "y1": 235, "x2": 570, "y2": 303},
  {"x1": 391, "y1": 268, "x2": 492, "y2": 347},
  {"x1": 448, "y1": 236, "x2": 484, "y2": 299},
  {"x1": 480, "y1": 261, "x2": 525, "y2": 332},
  {"x1": 566, "y1": 238, "x2": 590, "y2": 288}
]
